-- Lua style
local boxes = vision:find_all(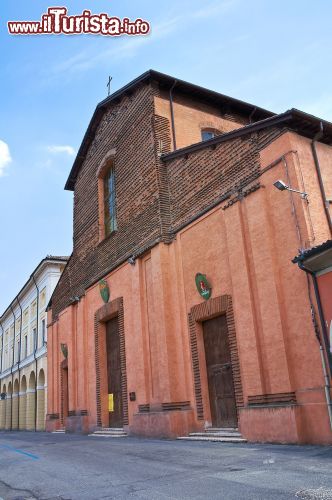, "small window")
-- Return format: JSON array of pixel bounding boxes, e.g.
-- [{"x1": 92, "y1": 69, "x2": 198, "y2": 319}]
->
[
  {"x1": 201, "y1": 128, "x2": 221, "y2": 142},
  {"x1": 33, "y1": 327, "x2": 37, "y2": 351},
  {"x1": 31, "y1": 300, "x2": 37, "y2": 318},
  {"x1": 41, "y1": 319, "x2": 46, "y2": 345},
  {"x1": 103, "y1": 166, "x2": 117, "y2": 237},
  {"x1": 15, "y1": 339, "x2": 20, "y2": 363},
  {"x1": 39, "y1": 287, "x2": 47, "y2": 309},
  {"x1": 24, "y1": 336, "x2": 27, "y2": 358}
]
